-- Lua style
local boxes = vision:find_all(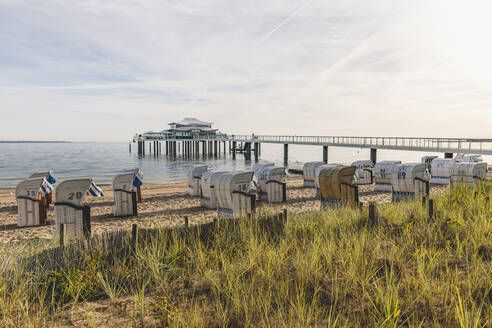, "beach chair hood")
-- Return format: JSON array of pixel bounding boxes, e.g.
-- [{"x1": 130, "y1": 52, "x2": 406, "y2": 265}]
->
[
  {"x1": 29, "y1": 171, "x2": 57, "y2": 184},
  {"x1": 16, "y1": 177, "x2": 52, "y2": 201},
  {"x1": 55, "y1": 179, "x2": 103, "y2": 208}
]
